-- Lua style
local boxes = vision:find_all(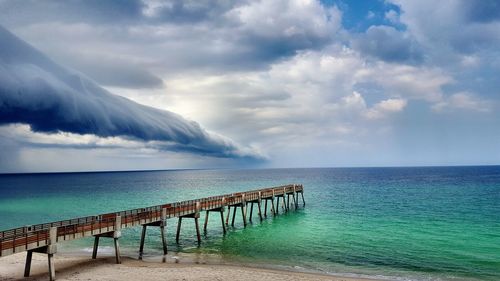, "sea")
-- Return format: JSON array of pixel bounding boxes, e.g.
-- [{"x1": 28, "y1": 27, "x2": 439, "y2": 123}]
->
[{"x1": 0, "y1": 166, "x2": 499, "y2": 281}]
